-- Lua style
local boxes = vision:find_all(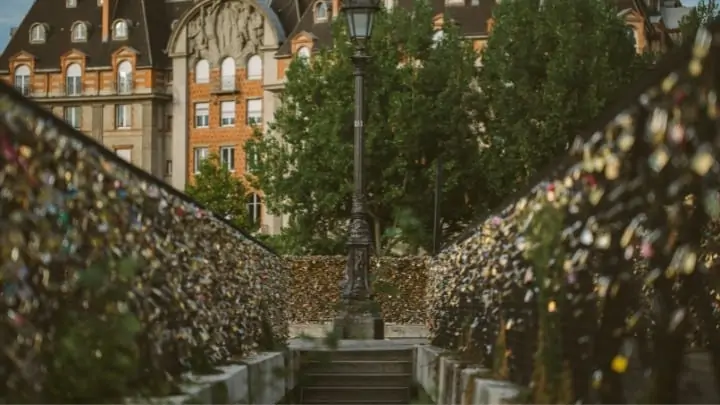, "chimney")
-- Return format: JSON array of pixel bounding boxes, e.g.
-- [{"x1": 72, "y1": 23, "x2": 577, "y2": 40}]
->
[
  {"x1": 9, "y1": 27, "x2": 17, "y2": 38},
  {"x1": 101, "y1": 0, "x2": 110, "y2": 42},
  {"x1": 332, "y1": 0, "x2": 340, "y2": 20}
]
